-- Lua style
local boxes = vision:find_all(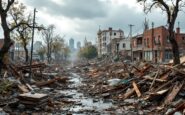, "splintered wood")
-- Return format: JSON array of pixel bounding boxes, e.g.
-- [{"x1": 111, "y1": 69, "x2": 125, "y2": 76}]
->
[
  {"x1": 164, "y1": 81, "x2": 184, "y2": 105},
  {"x1": 132, "y1": 81, "x2": 141, "y2": 97}
]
